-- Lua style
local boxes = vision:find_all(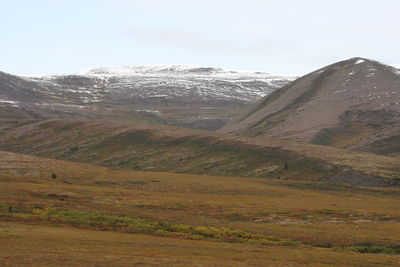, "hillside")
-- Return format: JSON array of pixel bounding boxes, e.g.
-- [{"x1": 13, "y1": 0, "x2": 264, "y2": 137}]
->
[
  {"x1": 1, "y1": 150, "x2": 400, "y2": 266},
  {"x1": 0, "y1": 119, "x2": 399, "y2": 186},
  {"x1": 0, "y1": 66, "x2": 294, "y2": 130},
  {"x1": 0, "y1": 71, "x2": 56, "y2": 119},
  {"x1": 220, "y1": 58, "x2": 400, "y2": 157}
]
